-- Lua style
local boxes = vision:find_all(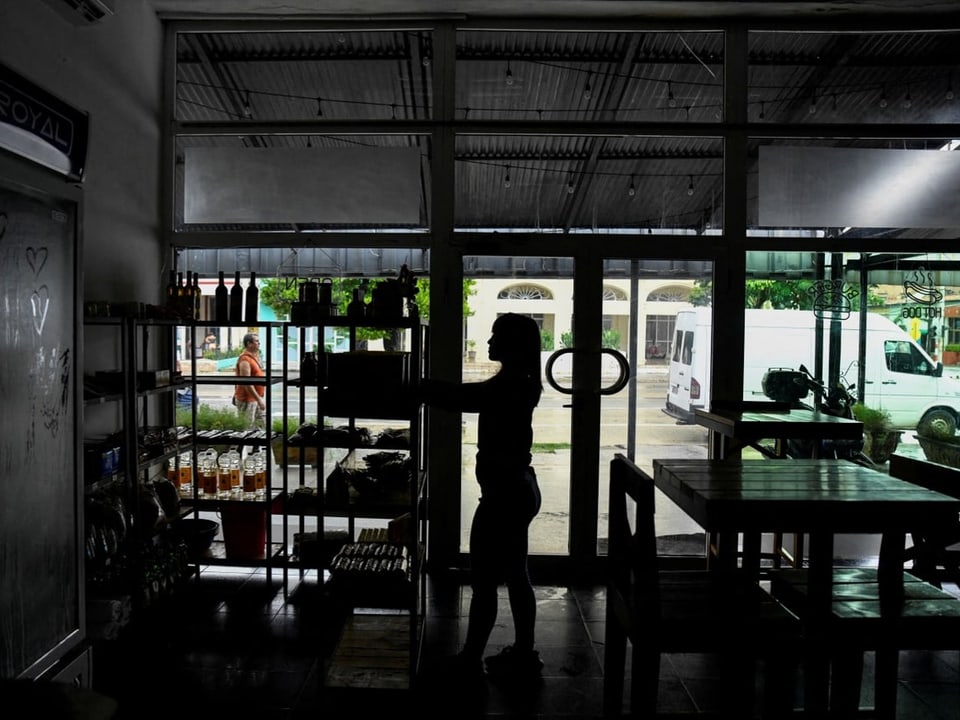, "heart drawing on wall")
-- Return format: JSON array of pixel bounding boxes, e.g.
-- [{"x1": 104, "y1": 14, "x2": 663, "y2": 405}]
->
[
  {"x1": 26, "y1": 246, "x2": 48, "y2": 276},
  {"x1": 31, "y1": 285, "x2": 49, "y2": 336}
]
